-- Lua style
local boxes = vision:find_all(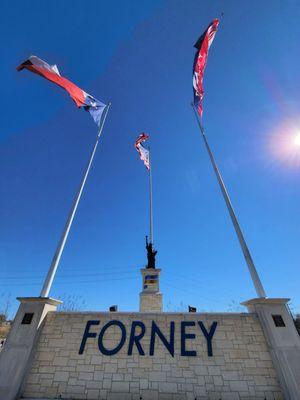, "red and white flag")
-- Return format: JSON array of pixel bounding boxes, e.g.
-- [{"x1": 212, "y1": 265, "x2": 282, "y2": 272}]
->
[
  {"x1": 193, "y1": 19, "x2": 219, "y2": 116},
  {"x1": 135, "y1": 133, "x2": 150, "y2": 170},
  {"x1": 17, "y1": 55, "x2": 106, "y2": 127}
]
